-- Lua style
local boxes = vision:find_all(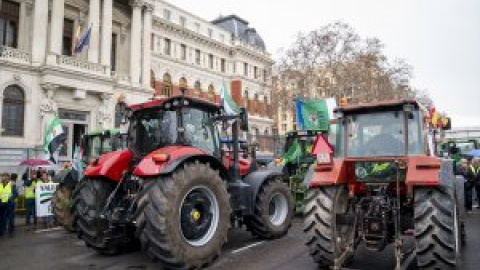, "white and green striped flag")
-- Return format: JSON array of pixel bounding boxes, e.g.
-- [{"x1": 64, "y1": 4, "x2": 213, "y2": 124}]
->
[
  {"x1": 43, "y1": 117, "x2": 66, "y2": 163},
  {"x1": 220, "y1": 81, "x2": 240, "y2": 116}
]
